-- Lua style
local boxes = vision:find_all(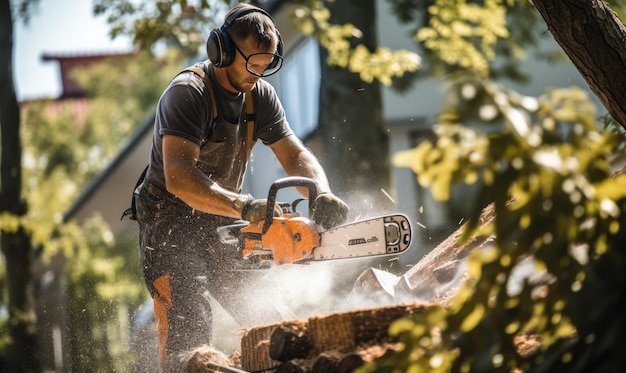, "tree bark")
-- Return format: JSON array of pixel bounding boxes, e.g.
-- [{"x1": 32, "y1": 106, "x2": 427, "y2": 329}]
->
[
  {"x1": 531, "y1": 0, "x2": 626, "y2": 129},
  {"x1": 0, "y1": 0, "x2": 40, "y2": 371},
  {"x1": 318, "y1": 0, "x2": 394, "y2": 211}
]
